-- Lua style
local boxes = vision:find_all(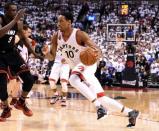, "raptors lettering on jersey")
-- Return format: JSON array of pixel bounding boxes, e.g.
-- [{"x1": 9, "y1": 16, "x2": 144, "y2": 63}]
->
[{"x1": 57, "y1": 29, "x2": 85, "y2": 68}]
